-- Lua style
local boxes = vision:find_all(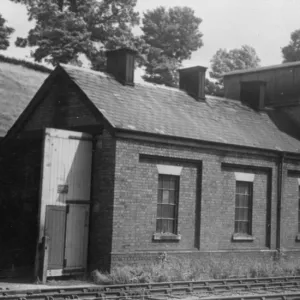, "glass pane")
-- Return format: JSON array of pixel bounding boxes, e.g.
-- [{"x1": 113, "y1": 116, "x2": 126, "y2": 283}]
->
[
  {"x1": 236, "y1": 183, "x2": 242, "y2": 194},
  {"x1": 163, "y1": 176, "x2": 170, "y2": 189},
  {"x1": 157, "y1": 204, "x2": 162, "y2": 218},
  {"x1": 162, "y1": 190, "x2": 169, "y2": 203},
  {"x1": 236, "y1": 194, "x2": 248, "y2": 207},
  {"x1": 168, "y1": 220, "x2": 174, "y2": 233},
  {"x1": 235, "y1": 208, "x2": 242, "y2": 220},
  {"x1": 156, "y1": 219, "x2": 162, "y2": 232},
  {"x1": 161, "y1": 204, "x2": 175, "y2": 218},
  {"x1": 235, "y1": 208, "x2": 239, "y2": 221},
  {"x1": 235, "y1": 221, "x2": 239, "y2": 232},
  {"x1": 240, "y1": 222, "x2": 249, "y2": 234},
  {"x1": 242, "y1": 208, "x2": 249, "y2": 221},
  {"x1": 169, "y1": 190, "x2": 175, "y2": 204},
  {"x1": 162, "y1": 219, "x2": 168, "y2": 232},
  {"x1": 158, "y1": 177, "x2": 163, "y2": 189},
  {"x1": 242, "y1": 195, "x2": 249, "y2": 207},
  {"x1": 169, "y1": 177, "x2": 176, "y2": 189},
  {"x1": 235, "y1": 194, "x2": 242, "y2": 207},
  {"x1": 157, "y1": 189, "x2": 163, "y2": 203},
  {"x1": 237, "y1": 182, "x2": 249, "y2": 195}
]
